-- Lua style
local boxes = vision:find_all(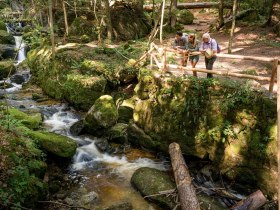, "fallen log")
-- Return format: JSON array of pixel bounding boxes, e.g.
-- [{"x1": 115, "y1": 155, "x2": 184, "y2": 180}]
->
[
  {"x1": 230, "y1": 190, "x2": 267, "y2": 210},
  {"x1": 169, "y1": 142, "x2": 200, "y2": 210},
  {"x1": 144, "y1": 2, "x2": 232, "y2": 12}
]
